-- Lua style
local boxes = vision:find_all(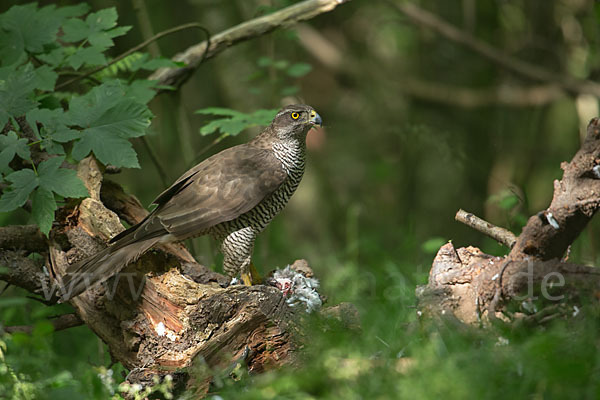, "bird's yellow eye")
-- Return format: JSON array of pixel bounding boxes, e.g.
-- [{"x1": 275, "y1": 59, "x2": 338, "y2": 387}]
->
[{"x1": 291, "y1": 112, "x2": 300, "y2": 120}]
